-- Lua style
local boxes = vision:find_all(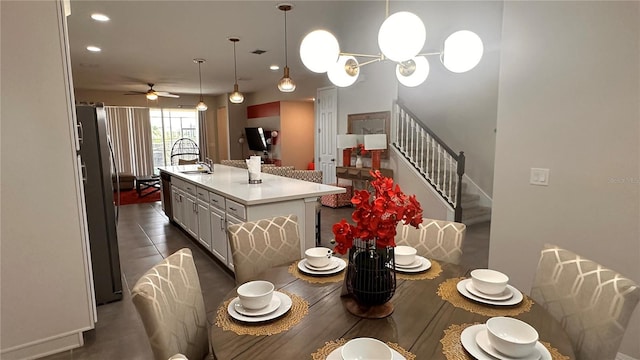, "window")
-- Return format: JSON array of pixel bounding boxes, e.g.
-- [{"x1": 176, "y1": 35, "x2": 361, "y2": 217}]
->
[{"x1": 150, "y1": 108, "x2": 199, "y2": 168}]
